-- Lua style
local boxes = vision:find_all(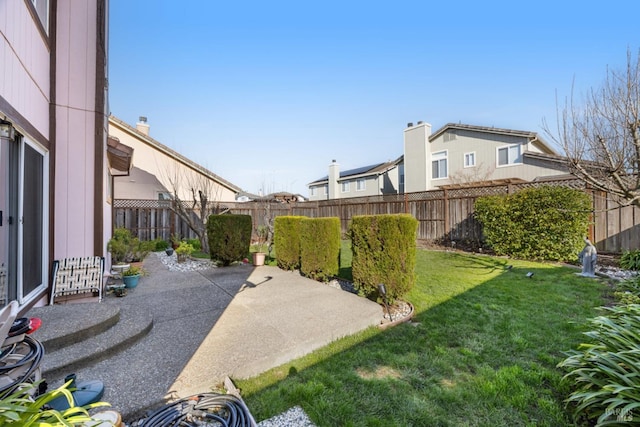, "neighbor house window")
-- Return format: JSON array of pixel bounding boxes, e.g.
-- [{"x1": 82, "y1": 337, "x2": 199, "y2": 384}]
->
[
  {"x1": 323, "y1": 184, "x2": 328, "y2": 195},
  {"x1": 341, "y1": 181, "x2": 350, "y2": 193},
  {"x1": 497, "y1": 144, "x2": 522, "y2": 166},
  {"x1": 356, "y1": 179, "x2": 366, "y2": 191},
  {"x1": 464, "y1": 152, "x2": 476, "y2": 168},
  {"x1": 432, "y1": 151, "x2": 448, "y2": 179},
  {"x1": 310, "y1": 187, "x2": 317, "y2": 196}
]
